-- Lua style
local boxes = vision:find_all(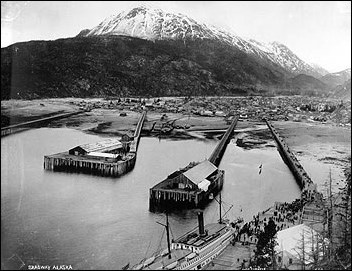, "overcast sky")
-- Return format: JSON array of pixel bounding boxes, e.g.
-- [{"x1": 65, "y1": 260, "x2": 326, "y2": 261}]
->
[{"x1": 1, "y1": 1, "x2": 351, "y2": 73}]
